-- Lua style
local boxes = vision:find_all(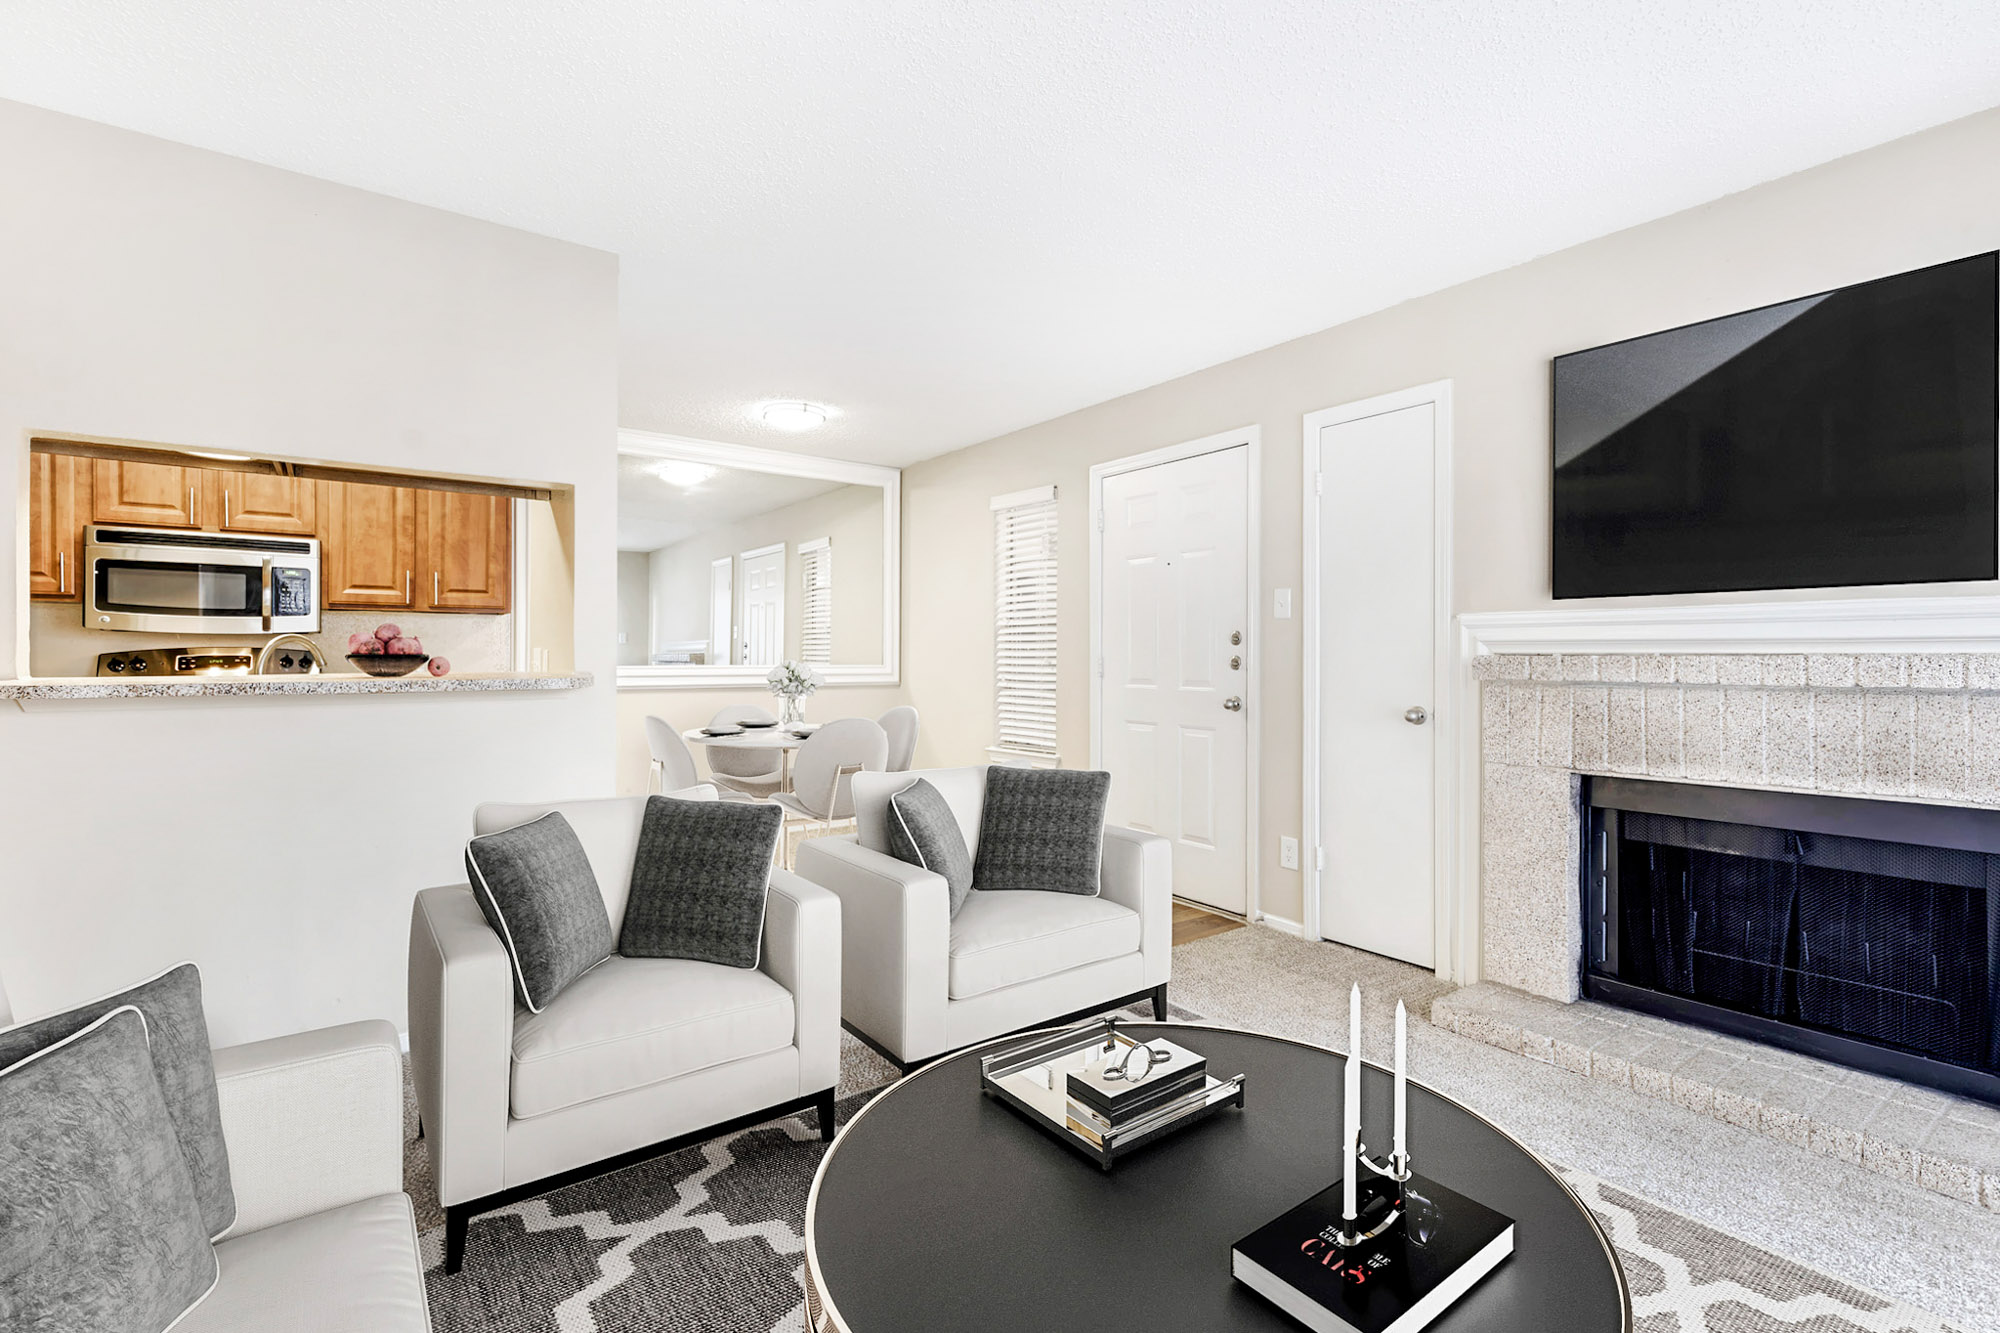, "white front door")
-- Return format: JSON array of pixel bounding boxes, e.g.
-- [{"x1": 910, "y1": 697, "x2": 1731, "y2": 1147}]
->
[
  {"x1": 1314, "y1": 401, "x2": 1437, "y2": 966},
  {"x1": 1099, "y1": 444, "x2": 1251, "y2": 914},
  {"x1": 739, "y1": 544, "x2": 784, "y2": 666},
  {"x1": 709, "y1": 556, "x2": 734, "y2": 666}
]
